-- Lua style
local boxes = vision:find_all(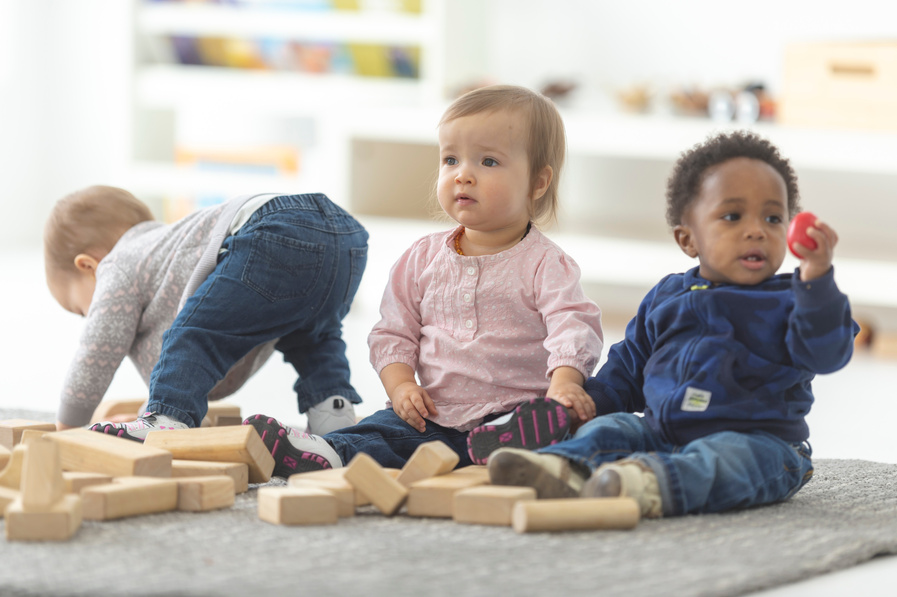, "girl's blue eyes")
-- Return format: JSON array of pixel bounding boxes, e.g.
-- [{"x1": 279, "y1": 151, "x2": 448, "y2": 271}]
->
[{"x1": 442, "y1": 157, "x2": 498, "y2": 166}]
